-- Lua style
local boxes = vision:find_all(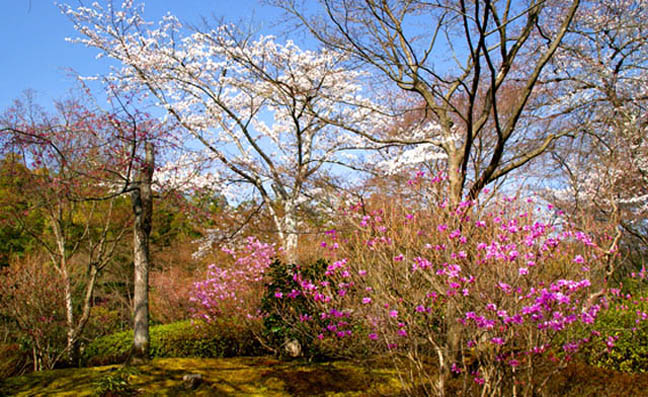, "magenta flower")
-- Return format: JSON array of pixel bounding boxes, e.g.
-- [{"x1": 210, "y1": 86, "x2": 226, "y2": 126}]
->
[
  {"x1": 449, "y1": 229, "x2": 462, "y2": 239},
  {"x1": 498, "y1": 282, "x2": 512, "y2": 293}
]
